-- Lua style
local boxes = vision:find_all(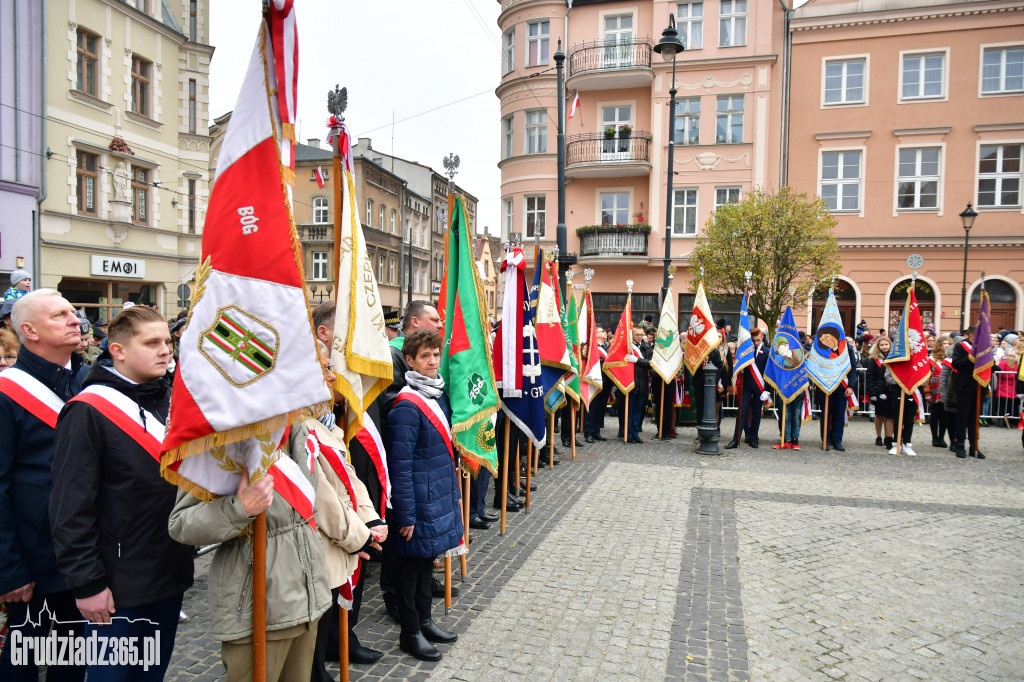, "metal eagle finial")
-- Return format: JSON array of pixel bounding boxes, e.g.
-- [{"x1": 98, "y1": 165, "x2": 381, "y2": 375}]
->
[
  {"x1": 327, "y1": 85, "x2": 347, "y2": 121},
  {"x1": 443, "y1": 153, "x2": 460, "y2": 181},
  {"x1": 584, "y1": 268, "x2": 595, "y2": 285}
]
